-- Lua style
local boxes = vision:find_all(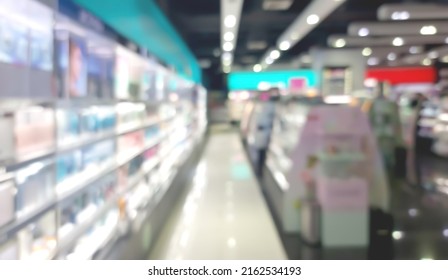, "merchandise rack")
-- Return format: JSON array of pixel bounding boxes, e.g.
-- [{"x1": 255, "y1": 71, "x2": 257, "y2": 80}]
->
[{"x1": 0, "y1": 97, "x2": 206, "y2": 260}]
